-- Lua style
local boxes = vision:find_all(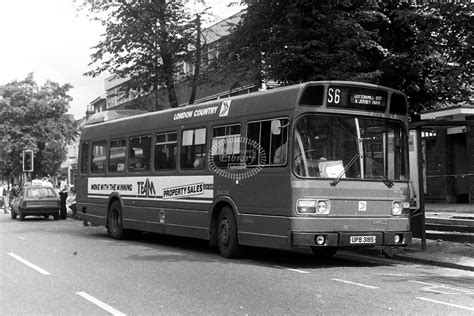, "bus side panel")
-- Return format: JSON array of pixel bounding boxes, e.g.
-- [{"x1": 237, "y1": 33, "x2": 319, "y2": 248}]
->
[
  {"x1": 76, "y1": 174, "x2": 108, "y2": 226},
  {"x1": 123, "y1": 203, "x2": 211, "y2": 240},
  {"x1": 214, "y1": 170, "x2": 293, "y2": 248},
  {"x1": 238, "y1": 214, "x2": 292, "y2": 250},
  {"x1": 77, "y1": 199, "x2": 108, "y2": 226}
]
